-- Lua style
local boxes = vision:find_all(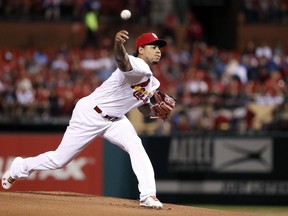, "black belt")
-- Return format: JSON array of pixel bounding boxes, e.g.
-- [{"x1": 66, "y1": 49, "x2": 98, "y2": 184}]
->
[{"x1": 94, "y1": 106, "x2": 119, "y2": 122}]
